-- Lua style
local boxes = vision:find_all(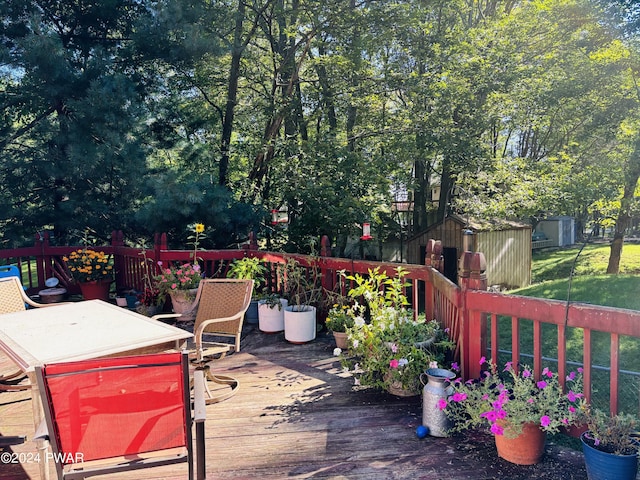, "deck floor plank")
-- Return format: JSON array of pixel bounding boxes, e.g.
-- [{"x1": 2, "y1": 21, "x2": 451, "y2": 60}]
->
[{"x1": 0, "y1": 327, "x2": 588, "y2": 479}]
